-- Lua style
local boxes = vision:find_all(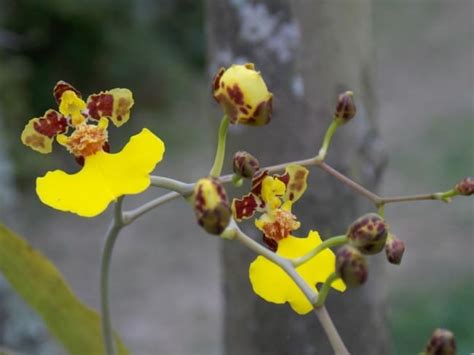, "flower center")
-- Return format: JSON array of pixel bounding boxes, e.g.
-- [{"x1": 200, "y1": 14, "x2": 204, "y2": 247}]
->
[
  {"x1": 64, "y1": 122, "x2": 108, "y2": 157},
  {"x1": 261, "y1": 209, "x2": 300, "y2": 241}
]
